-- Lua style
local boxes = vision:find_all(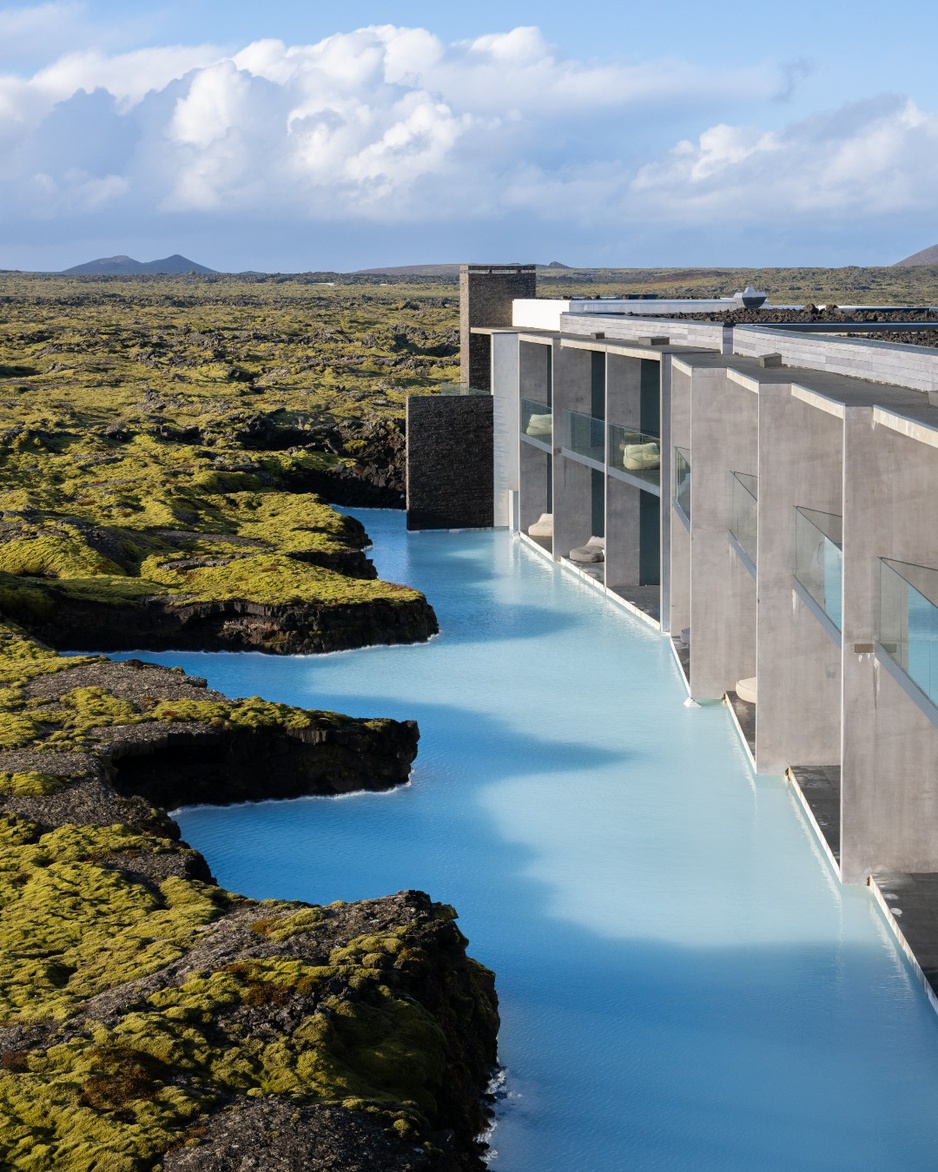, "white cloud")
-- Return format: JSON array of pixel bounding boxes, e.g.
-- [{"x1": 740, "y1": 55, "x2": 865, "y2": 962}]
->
[
  {"x1": 0, "y1": 22, "x2": 935, "y2": 244},
  {"x1": 630, "y1": 96, "x2": 938, "y2": 222},
  {"x1": 0, "y1": 3, "x2": 83, "y2": 60}
]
